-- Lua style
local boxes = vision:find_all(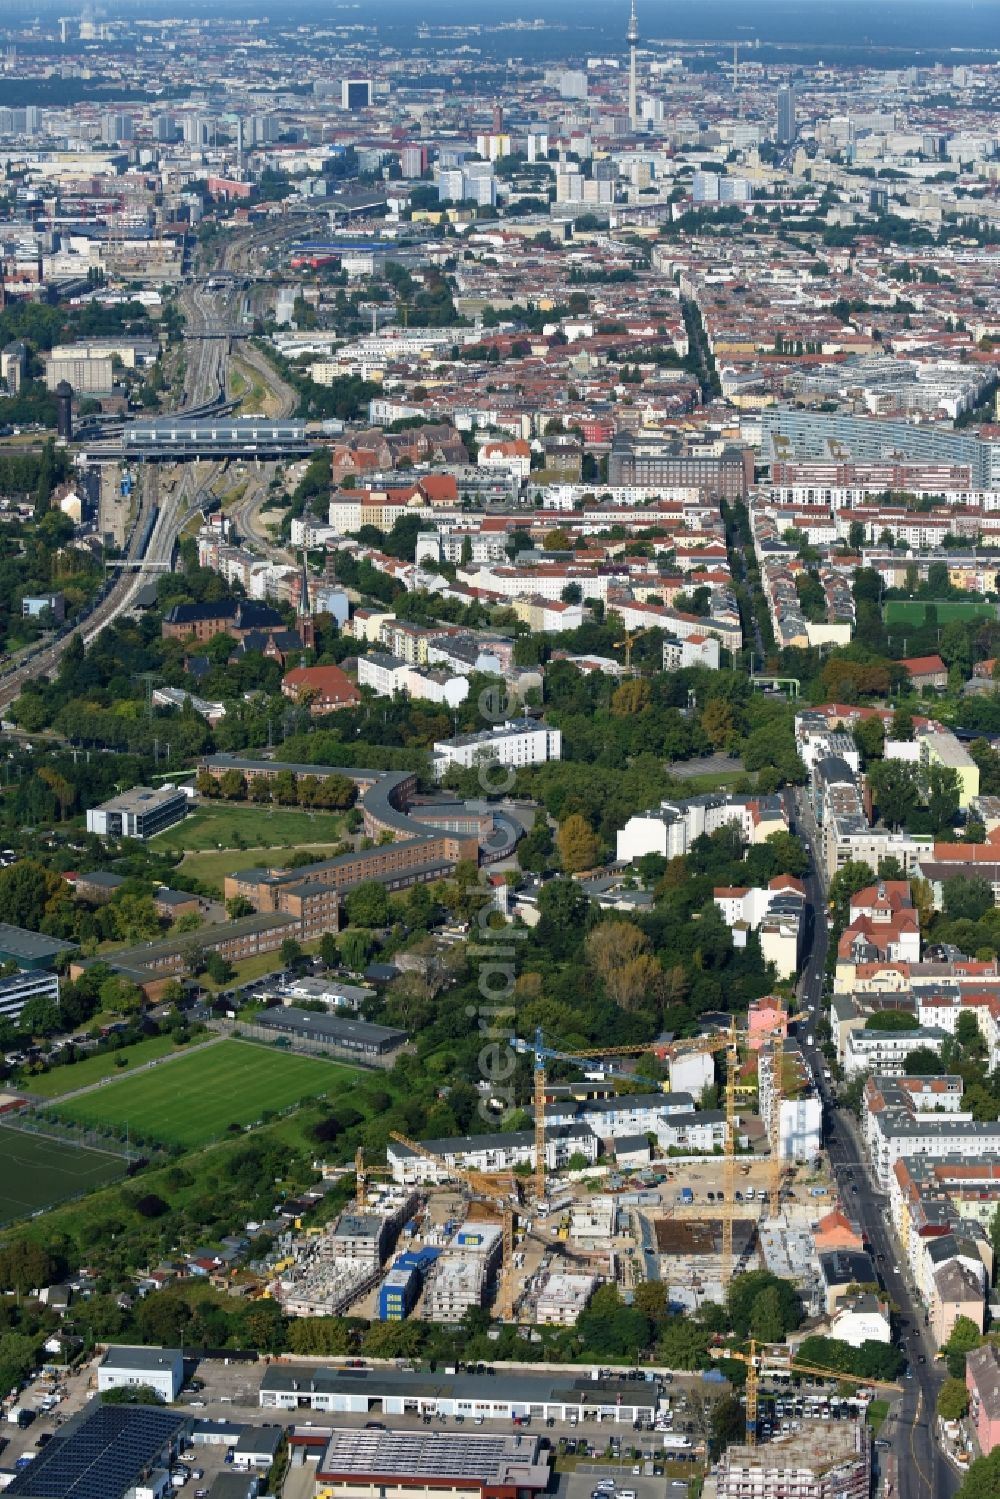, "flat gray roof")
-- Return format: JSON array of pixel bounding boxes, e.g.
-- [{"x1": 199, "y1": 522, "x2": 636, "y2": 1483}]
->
[
  {"x1": 317, "y1": 1428, "x2": 547, "y2": 1486},
  {"x1": 255, "y1": 1006, "x2": 406, "y2": 1047},
  {"x1": 0, "y1": 922, "x2": 74, "y2": 960},
  {"x1": 93, "y1": 784, "x2": 188, "y2": 815},
  {"x1": 262, "y1": 1365, "x2": 658, "y2": 1409},
  {"x1": 101, "y1": 1344, "x2": 181, "y2": 1371}
]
